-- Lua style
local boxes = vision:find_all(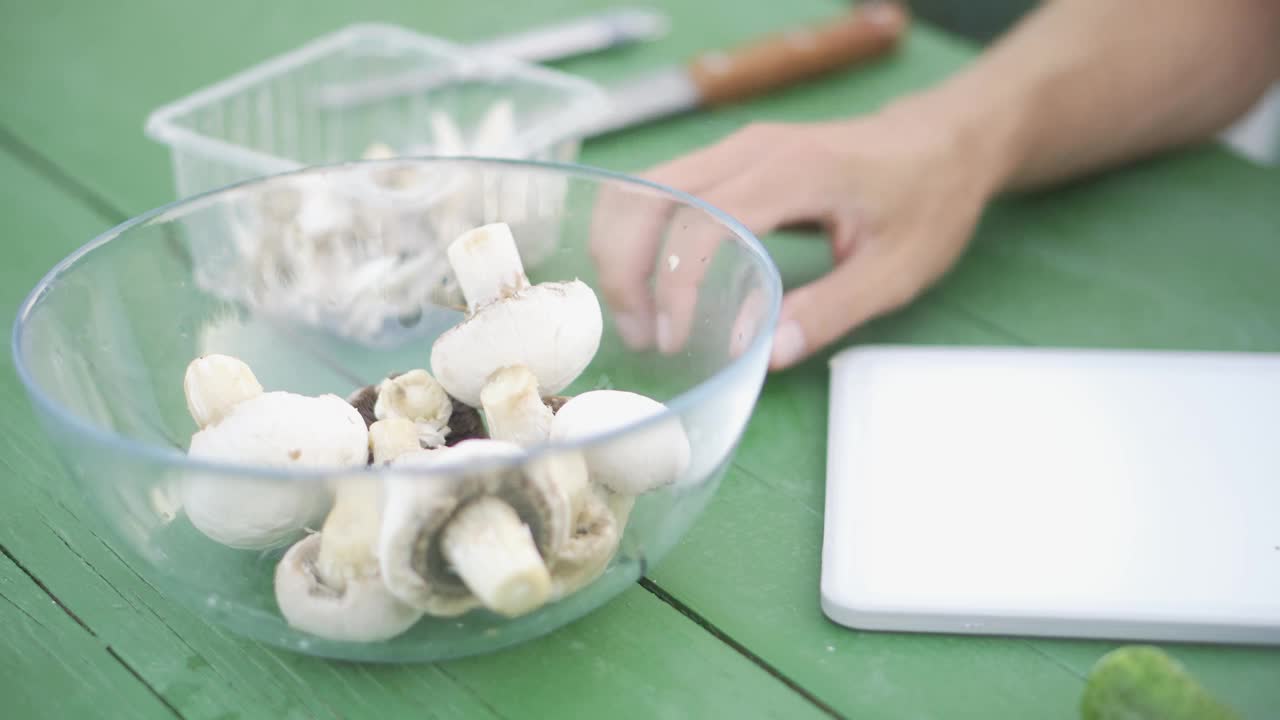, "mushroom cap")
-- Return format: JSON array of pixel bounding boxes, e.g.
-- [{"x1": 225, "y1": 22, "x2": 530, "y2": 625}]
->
[
  {"x1": 189, "y1": 391, "x2": 369, "y2": 468},
  {"x1": 180, "y1": 475, "x2": 331, "y2": 550},
  {"x1": 430, "y1": 281, "x2": 603, "y2": 407},
  {"x1": 182, "y1": 392, "x2": 369, "y2": 549},
  {"x1": 549, "y1": 390, "x2": 691, "y2": 496},
  {"x1": 376, "y1": 440, "x2": 579, "y2": 614},
  {"x1": 275, "y1": 534, "x2": 424, "y2": 643}
]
